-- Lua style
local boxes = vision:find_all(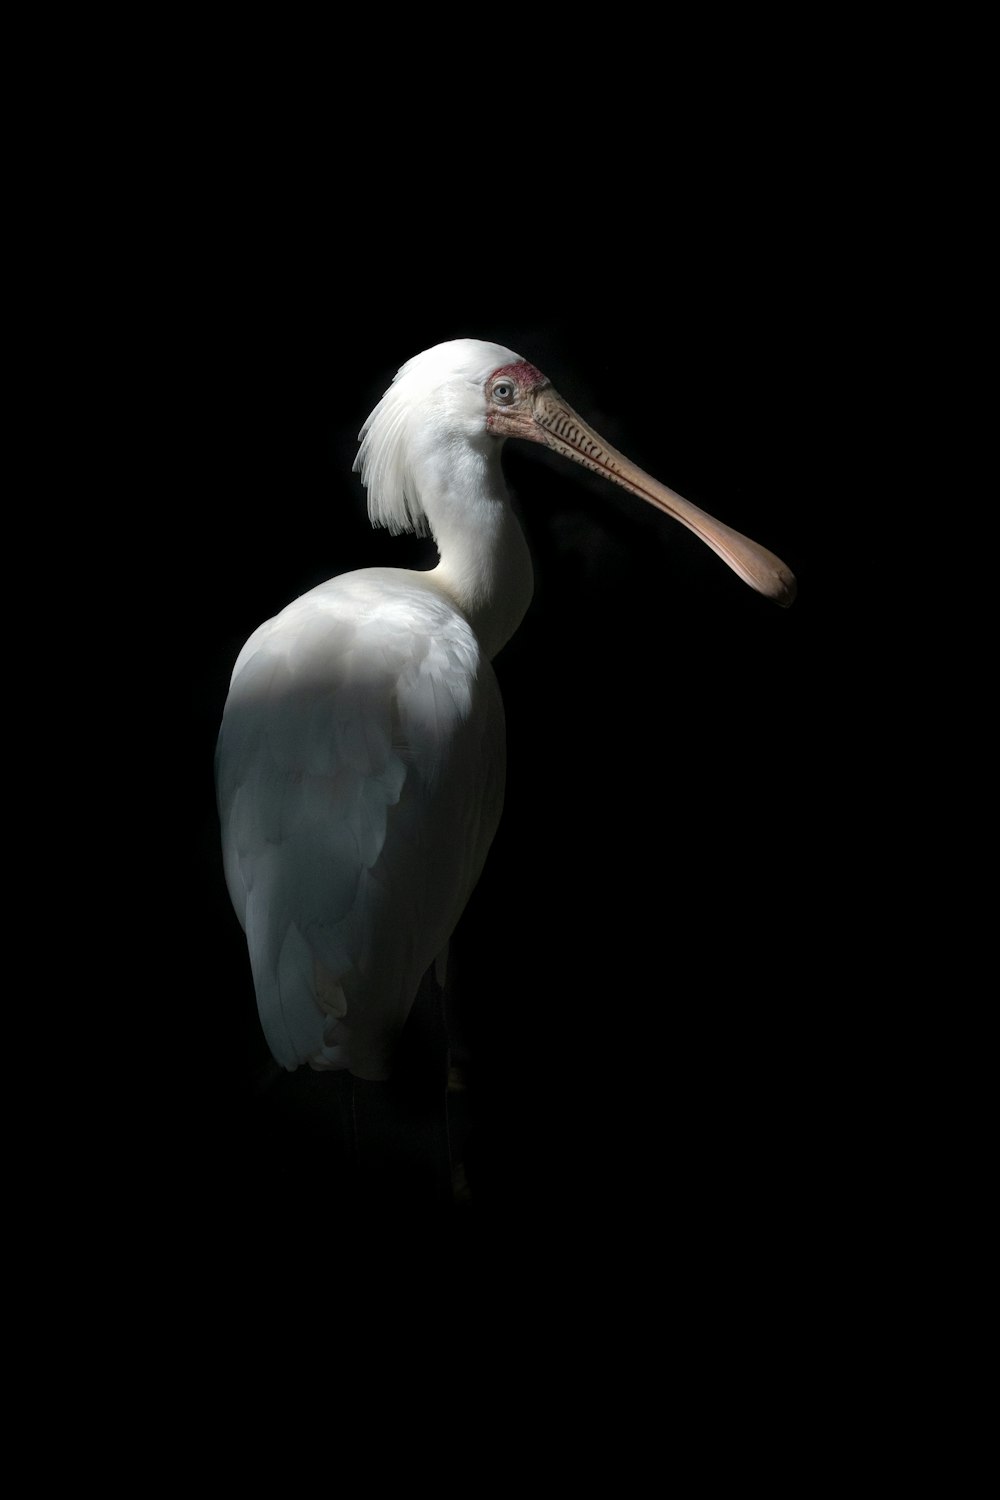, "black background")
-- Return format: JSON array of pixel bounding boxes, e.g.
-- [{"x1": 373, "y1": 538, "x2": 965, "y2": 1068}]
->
[{"x1": 178, "y1": 88, "x2": 846, "y2": 1235}]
